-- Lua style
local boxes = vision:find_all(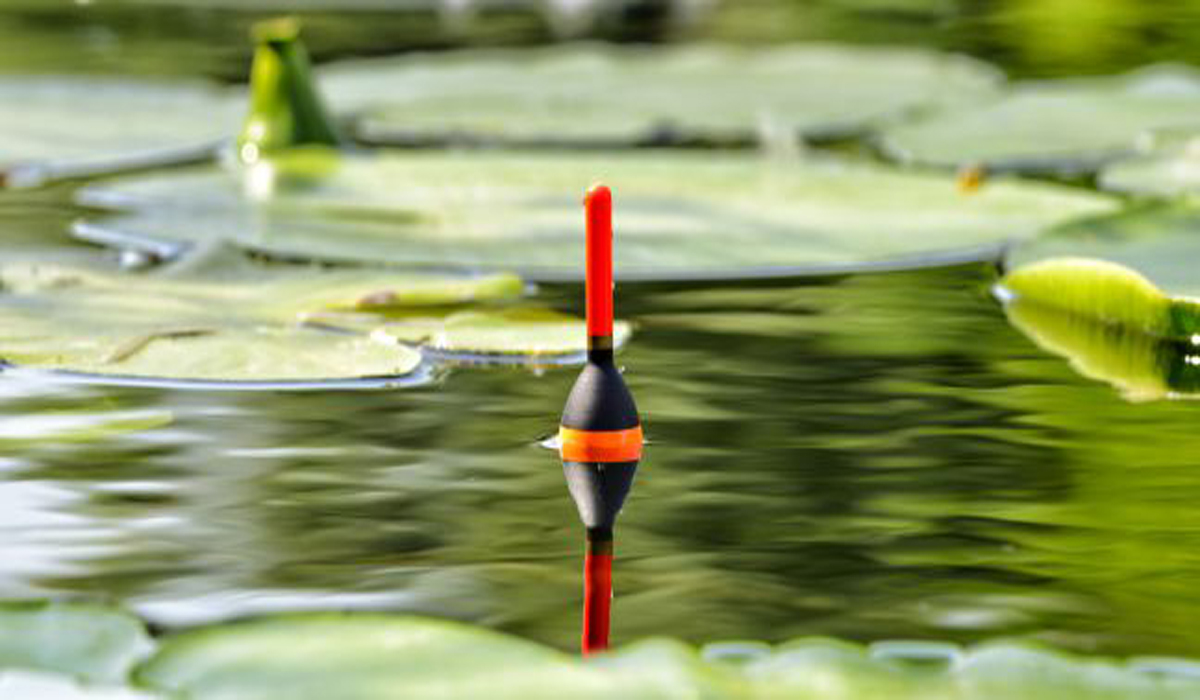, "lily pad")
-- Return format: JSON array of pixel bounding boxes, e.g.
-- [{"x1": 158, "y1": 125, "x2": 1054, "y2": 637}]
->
[
  {"x1": 1098, "y1": 134, "x2": 1200, "y2": 196},
  {"x1": 75, "y1": 151, "x2": 1115, "y2": 281},
  {"x1": 1006, "y1": 204, "x2": 1200, "y2": 301},
  {"x1": 0, "y1": 600, "x2": 153, "y2": 684},
  {"x1": 1001, "y1": 283, "x2": 1200, "y2": 402},
  {"x1": 0, "y1": 252, "x2": 522, "y2": 386},
  {"x1": 1000, "y1": 208, "x2": 1200, "y2": 399},
  {"x1": 879, "y1": 65, "x2": 1200, "y2": 174},
  {"x1": 0, "y1": 77, "x2": 241, "y2": 189},
  {"x1": 131, "y1": 613, "x2": 1200, "y2": 699},
  {"x1": 369, "y1": 308, "x2": 633, "y2": 363},
  {"x1": 135, "y1": 614, "x2": 629, "y2": 700},
  {"x1": 319, "y1": 43, "x2": 1001, "y2": 145}
]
